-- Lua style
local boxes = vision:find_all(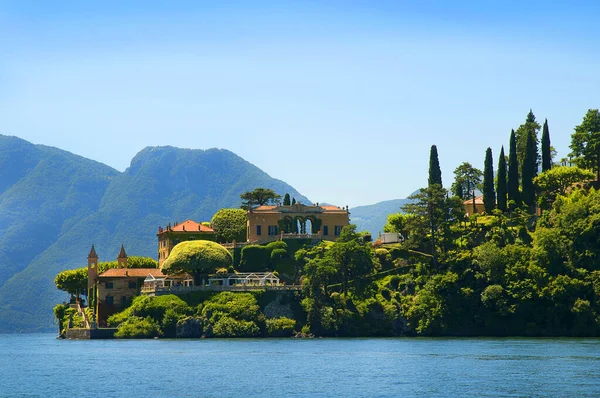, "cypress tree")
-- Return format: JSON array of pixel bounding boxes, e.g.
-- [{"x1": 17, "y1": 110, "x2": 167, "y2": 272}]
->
[
  {"x1": 483, "y1": 147, "x2": 495, "y2": 213},
  {"x1": 496, "y1": 146, "x2": 507, "y2": 212},
  {"x1": 283, "y1": 193, "x2": 291, "y2": 206},
  {"x1": 521, "y1": 130, "x2": 536, "y2": 212},
  {"x1": 291, "y1": 197, "x2": 296, "y2": 205},
  {"x1": 541, "y1": 119, "x2": 552, "y2": 172},
  {"x1": 428, "y1": 145, "x2": 443, "y2": 187},
  {"x1": 507, "y1": 129, "x2": 520, "y2": 208},
  {"x1": 453, "y1": 181, "x2": 464, "y2": 200}
]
